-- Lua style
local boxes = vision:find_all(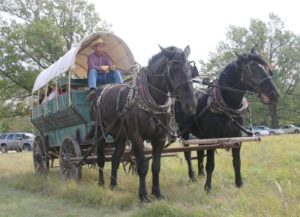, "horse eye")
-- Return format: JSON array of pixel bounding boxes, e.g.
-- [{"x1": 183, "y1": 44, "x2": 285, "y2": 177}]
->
[{"x1": 269, "y1": 69, "x2": 273, "y2": 76}]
